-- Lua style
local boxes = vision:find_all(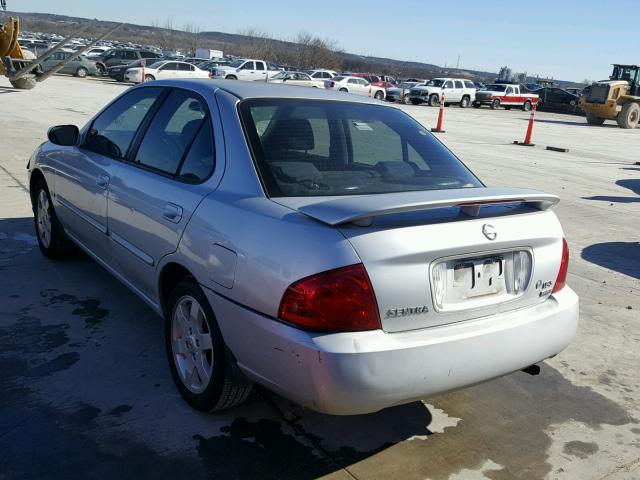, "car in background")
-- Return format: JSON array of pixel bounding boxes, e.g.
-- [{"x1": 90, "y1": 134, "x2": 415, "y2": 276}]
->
[
  {"x1": 266, "y1": 71, "x2": 325, "y2": 88},
  {"x1": 536, "y1": 87, "x2": 581, "y2": 114},
  {"x1": 107, "y1": 59, "x2": 149, "y2": 82},
  {"x1": 474, "y1": 82, "x2": 486, "y2": 90},
  {"x1": 31, "y1": 79, "x2": 578, "y2": 415},
  {"x1": 473, "y1": 84, "x2": 539, "y2": 110},
  {"x1": 124, "y1": 60, "x2": 210, "y2": 83},
  {"x1": 324, "y1": 76, "x2": 386, "y2": 99},
  {"x1": 410, "y1": 78, "x2": 476, "y2": 107},
  {"x1": 95, "y1": 48, "x2": 162, "y2": 74},
  {"x1": 351, "y1": 73, "x2": 395, "y2": 87},
  {"x1": 385, "y1": 81, "x2": 422, "y2": 103},
  {"x1": 308, "y1": 69, "x2": 338, "y2": 80},
  {"x1": 564, "y1": 87, "x2": 583, "y2": 97},
  {"x1": 210, "y1": 59, "x2": 281, "y2": 81},
  {"x1": 84, "y1": 46, "x2": 110, "y2": 58},
  {"x1": 40, "y1": 51, "x2": 100, "y2": 78},
  {"x1": 525, "y1": 83, "x2": 543, "y2": 91}
]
